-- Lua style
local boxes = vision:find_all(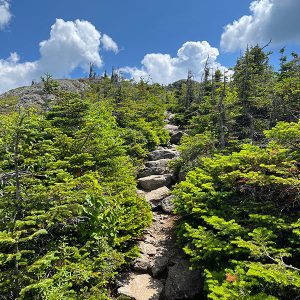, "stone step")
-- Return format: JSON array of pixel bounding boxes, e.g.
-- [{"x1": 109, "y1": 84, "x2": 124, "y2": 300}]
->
[
  {"x1": 148, "y1": 149, "x2": 178, "y2": 160},
  {"x1": 138, "y1": 174, "x2": 172, "y2": 191},
  {"x1": 145, "y1": 159, "x2": 171, "y2": 169},
  {"x1": 170, "y1": 131, "x2": 184, "y2": 144},
  {"x1": 145, "y1": 186, "x2": 170, "y2": 203},
  {"x1": 118, "y1": 273, "x2": 163, "y2": 300},
  {"x1": 138, "y1": 159, "x2": 171, "y2": 178},
  {"x1": 138, "y1": 167, "x2": 167, "y2": 178},
  {"x1": 164, "y1": 124, "x2": 179, "y2": 132}
]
